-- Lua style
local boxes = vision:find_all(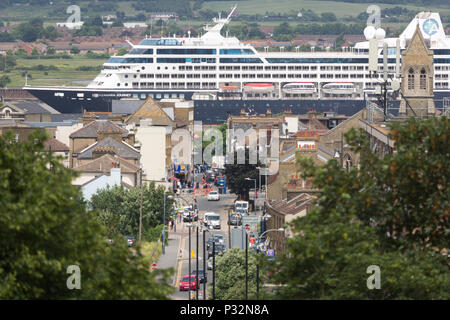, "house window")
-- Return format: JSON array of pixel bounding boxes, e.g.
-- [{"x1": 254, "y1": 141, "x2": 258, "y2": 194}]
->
[
  {"x1": 420, "y1": 68, "x2": 427, "y2": 90},
  {"x1": 408, "y1": 68, "x2": 415, "y2": 90}
]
